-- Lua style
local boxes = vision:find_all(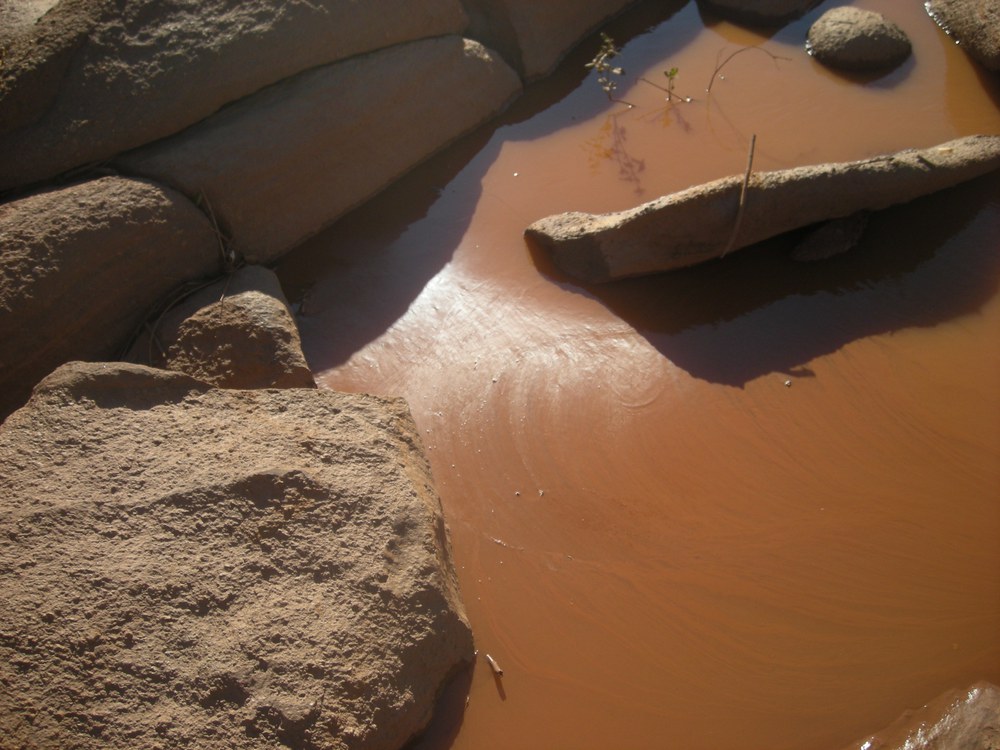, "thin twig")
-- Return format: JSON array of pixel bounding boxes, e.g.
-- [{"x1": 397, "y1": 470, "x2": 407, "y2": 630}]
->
[
  {"x1": 707, "y1": 47, "x2": 790, "y2": 93},
  {"x1": 721, "y1": 133, "x2": 756, "y2": 258},
  {"x1": 197, "y1": 191, "x2": 237, "y2": 272}
]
